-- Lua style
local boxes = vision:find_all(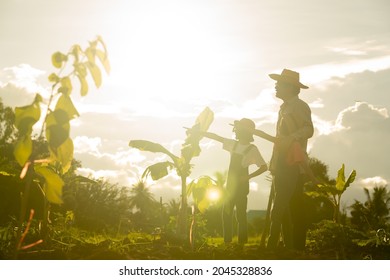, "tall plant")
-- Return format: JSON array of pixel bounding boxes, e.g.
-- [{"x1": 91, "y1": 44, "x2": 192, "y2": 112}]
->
[
  {"x1": 129, "y1": 107, "x2": 214, "y2": 239},
  {"x1": 12, "y1": 36, "x2": 109, "y2": 255},
  {"x1": 306, "y1": 164, "x2": 356, "y2": 223}
]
